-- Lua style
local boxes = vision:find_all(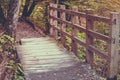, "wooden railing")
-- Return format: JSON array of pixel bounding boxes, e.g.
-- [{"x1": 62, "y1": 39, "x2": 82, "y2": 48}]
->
[{"x1": 49, "y1": 3, "x2": 120, "y2": 80}]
